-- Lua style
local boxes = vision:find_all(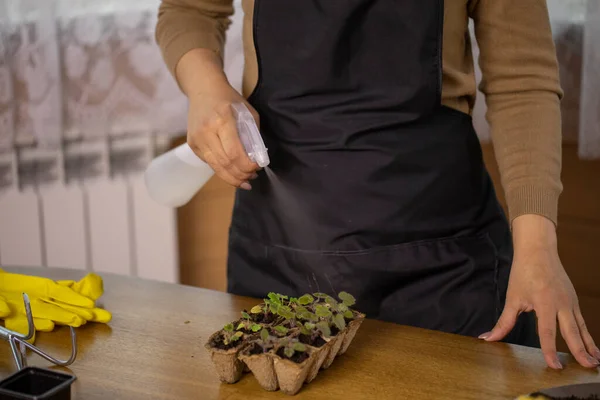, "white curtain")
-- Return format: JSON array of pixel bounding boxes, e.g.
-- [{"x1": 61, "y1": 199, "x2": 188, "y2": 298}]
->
[
  {"x1": 0, "y1": 0, "x2": 598, "y2": 158},
  {"x1": 0, "y1": 0, "x2": 189, "y2": 151},
  {"x1": 472, "y1": 0, "x2": 600, "y2": 159}
]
